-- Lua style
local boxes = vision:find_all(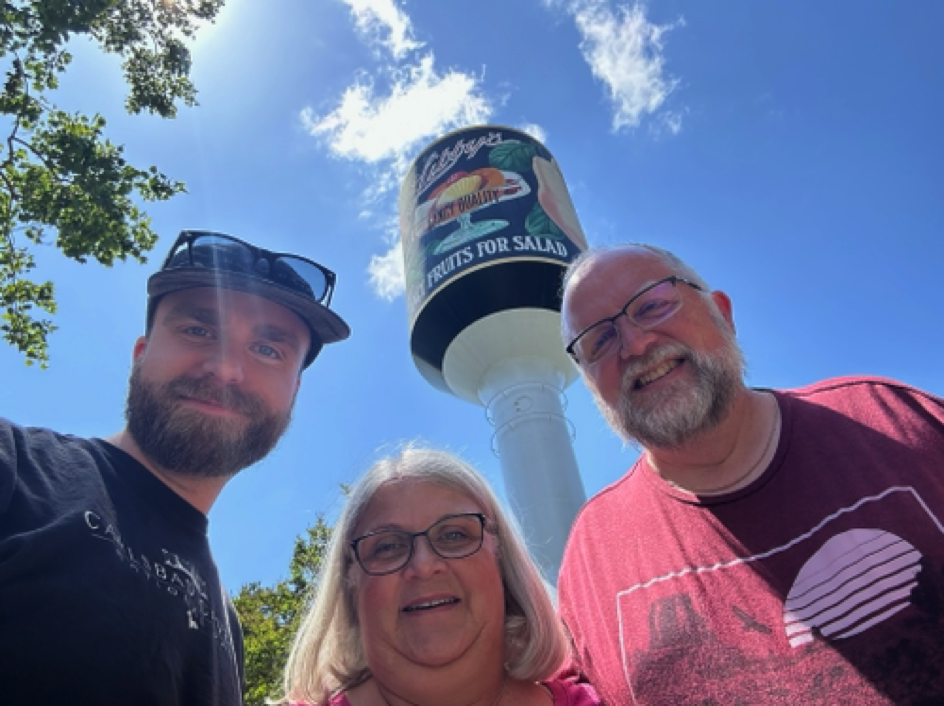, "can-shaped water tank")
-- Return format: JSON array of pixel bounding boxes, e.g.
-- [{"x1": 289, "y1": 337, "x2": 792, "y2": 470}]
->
[{"x1": 399, "y1": 125, "x2": 588, "y2": 403}]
